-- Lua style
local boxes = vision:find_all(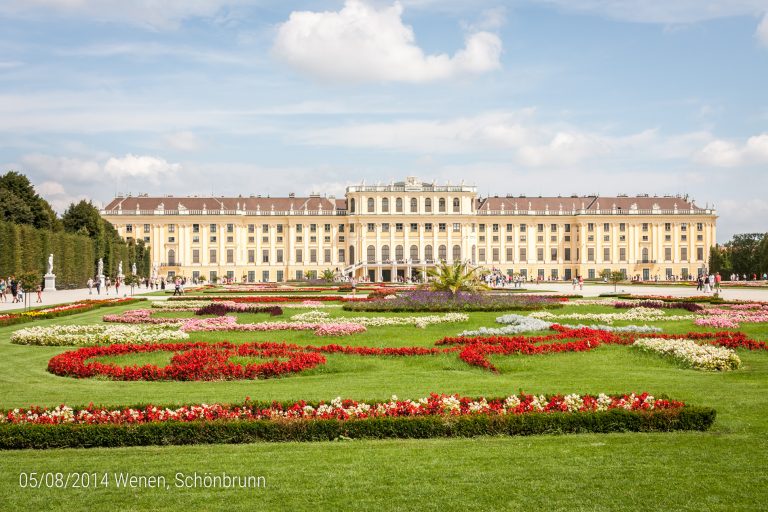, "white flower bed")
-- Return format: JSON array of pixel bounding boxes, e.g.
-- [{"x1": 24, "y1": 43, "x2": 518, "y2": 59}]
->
[
  {"x1": 151, "y1": 301, "x2": 211, "y2": 310},
  {"x1": 560, "y1": 324, "x2": 663, "y2": 333},
  {"x1": 290, "y1": 310, "x2": 468, "y2": 329},
  {"x1": 632, "y1": 338, "x2": 741, "y2": 371},
  {"x1": 10, "y1": 324, "x2": 189, "y2": 346},
  {"x1": 530, "y1": 307, "x2": 691, "y2": 324},
  {"x1": 457, "y1": 313, "x2": 663, "y2": 337}
]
